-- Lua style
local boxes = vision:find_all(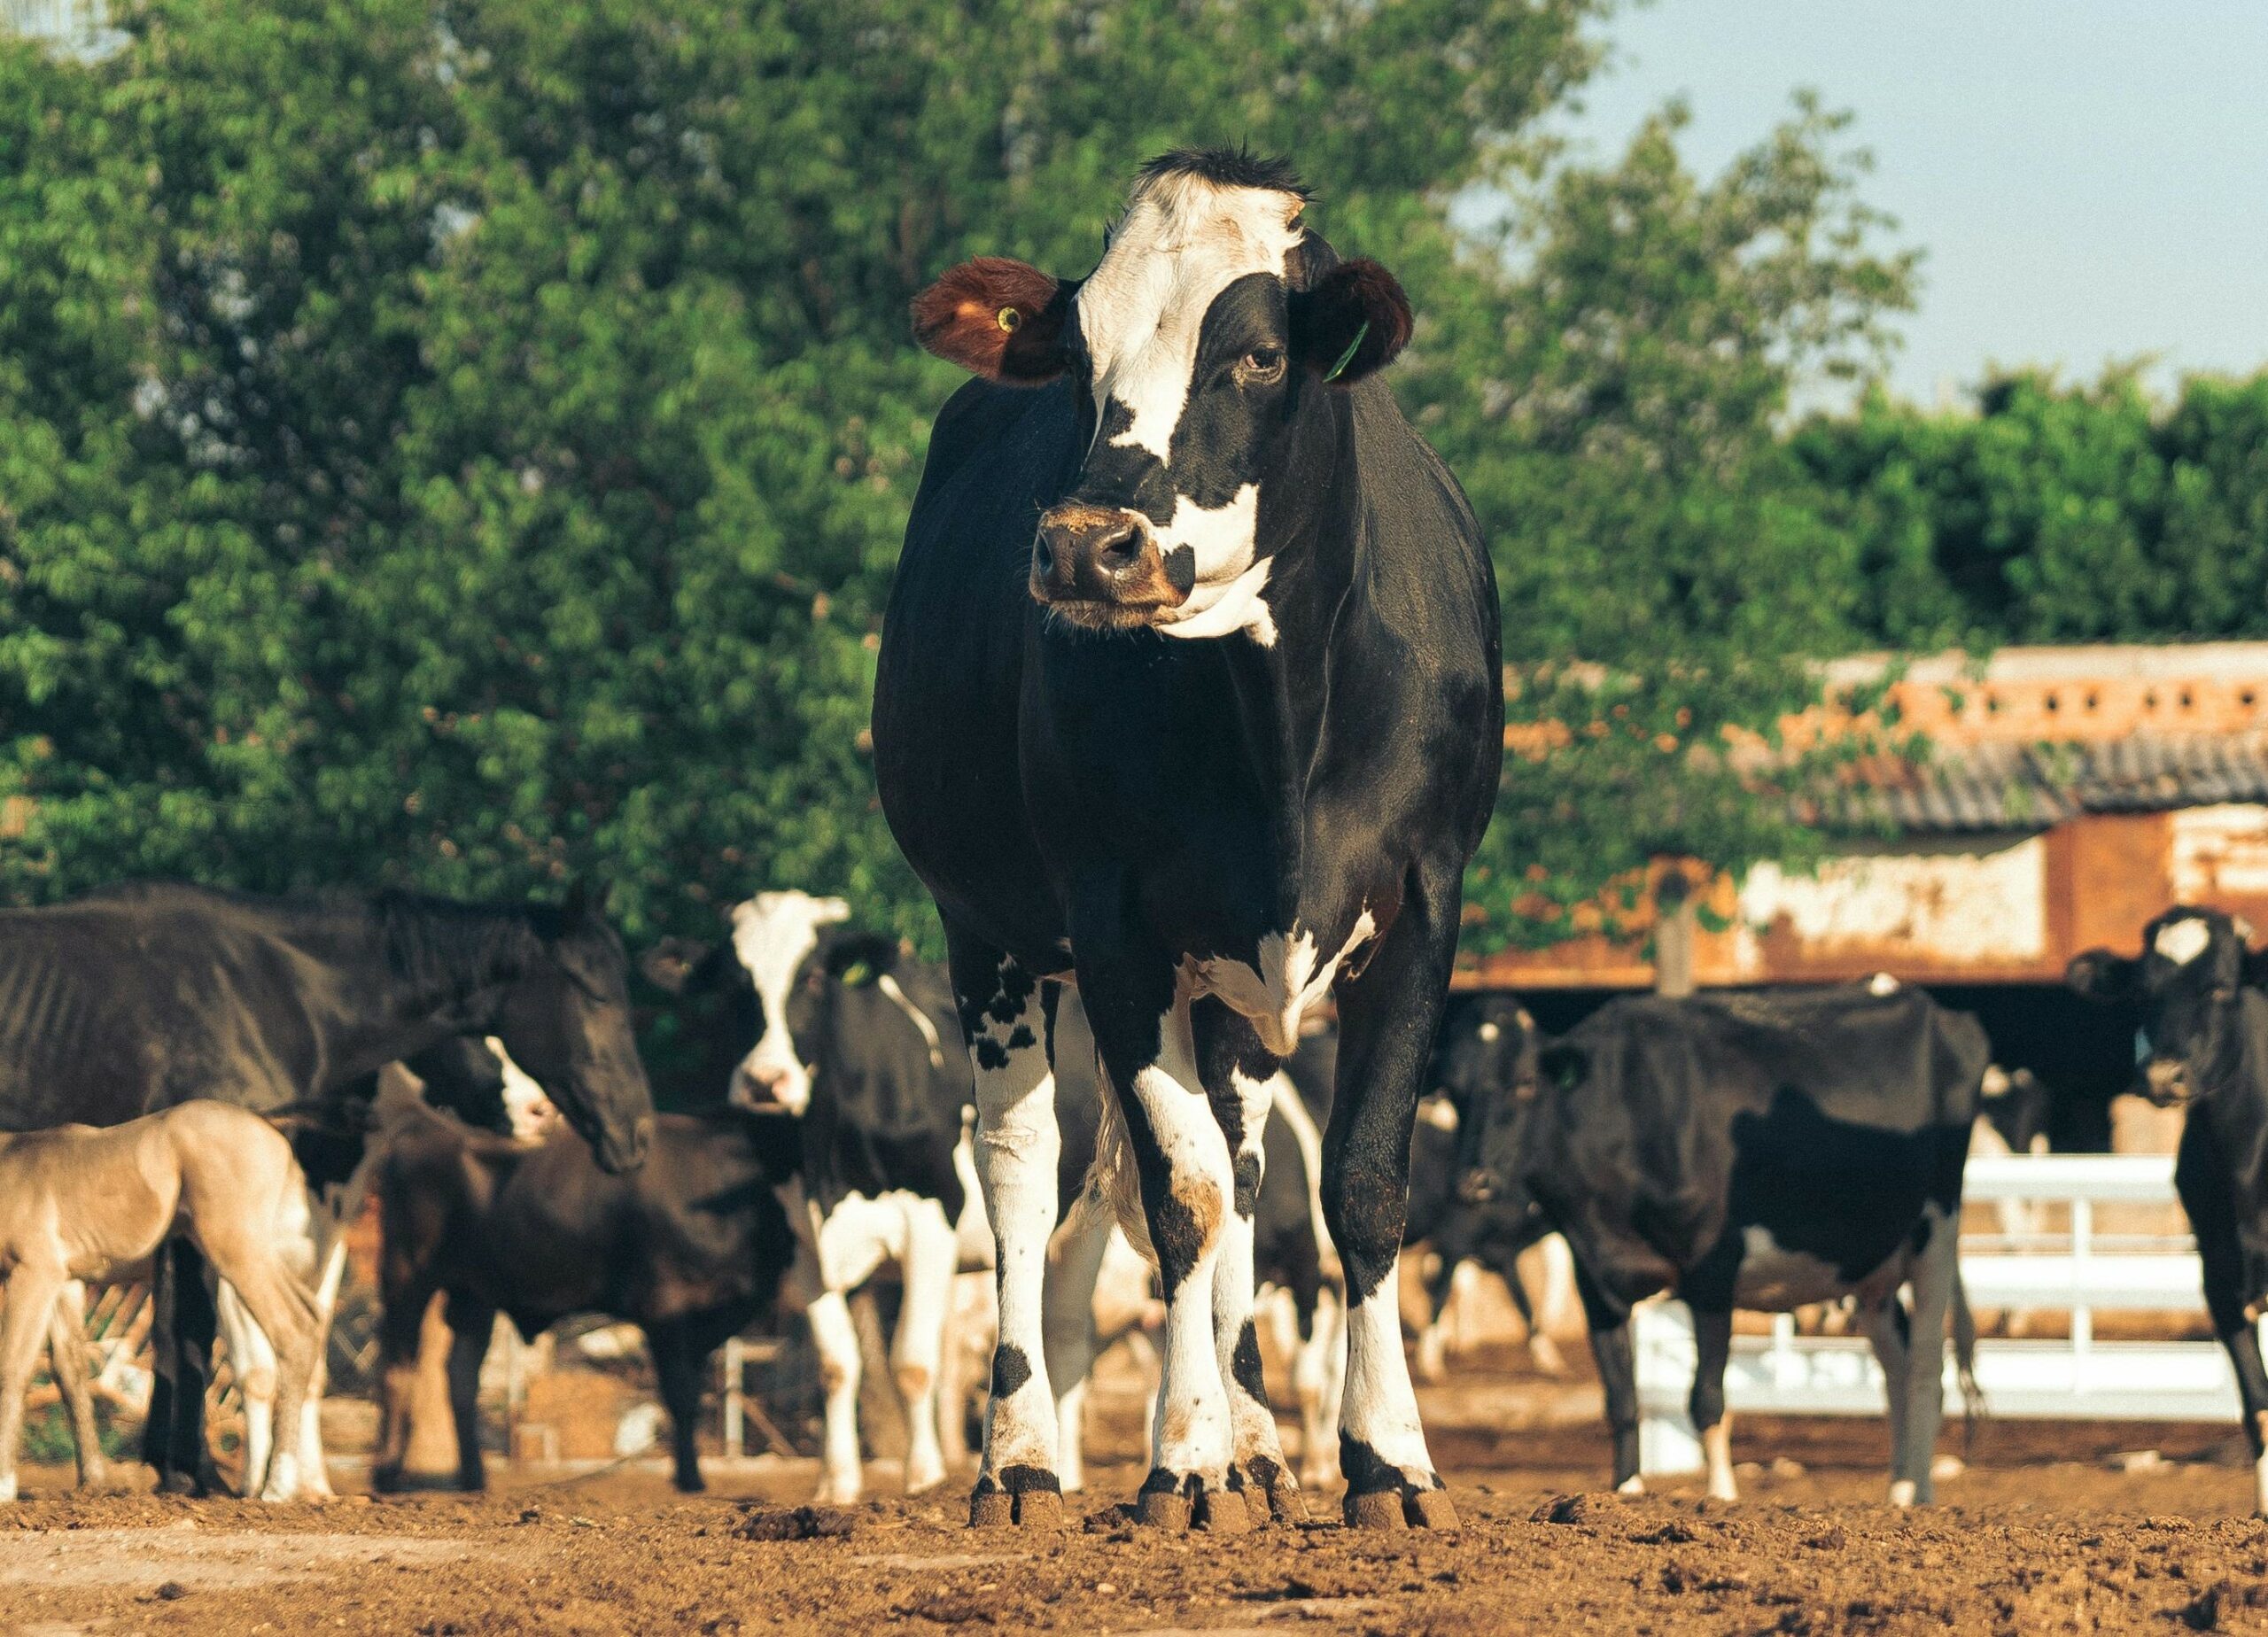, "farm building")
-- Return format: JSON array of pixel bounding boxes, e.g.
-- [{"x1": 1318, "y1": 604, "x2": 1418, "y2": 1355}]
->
[{"x1": 1470, "y1": 642, "x2": 2268, "y2": 1146}]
